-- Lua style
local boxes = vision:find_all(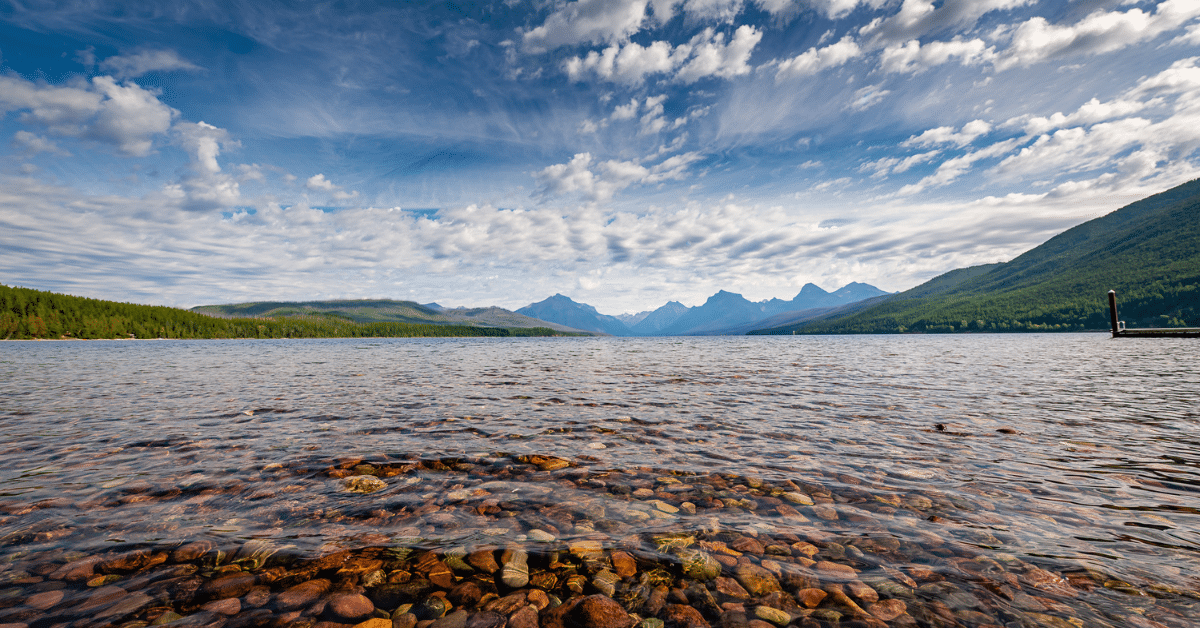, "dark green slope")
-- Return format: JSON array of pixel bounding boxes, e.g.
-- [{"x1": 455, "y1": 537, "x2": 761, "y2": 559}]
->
[
  {"x1": 0, "y1": 286, "x2": 567, "y2": 340},
  {"x1": 752, "y1": 179, "x2": 1200, "y2": 334}
]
